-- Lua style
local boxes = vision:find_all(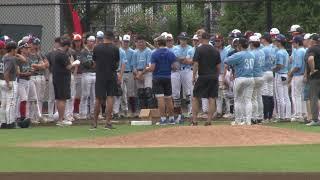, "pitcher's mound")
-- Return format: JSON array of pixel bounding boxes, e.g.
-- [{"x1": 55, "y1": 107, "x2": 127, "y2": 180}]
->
[{"x1": 27, "y1": 125, "x2": 320, "y2": 148}]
